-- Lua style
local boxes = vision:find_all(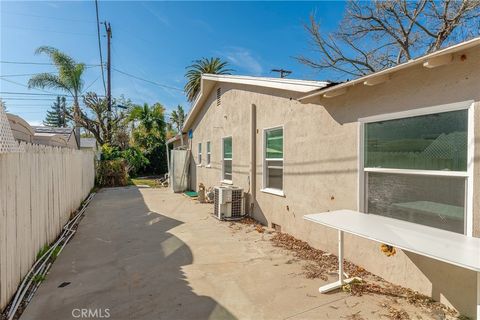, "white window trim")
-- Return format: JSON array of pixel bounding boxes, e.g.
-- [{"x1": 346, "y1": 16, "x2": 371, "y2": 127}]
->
[
  {"x1": 260, "y1": 188, "x2": 285, "y2": 197},
  {"x1": 262, "y1": 125, "x2": 284, "y2": 193},
  {"x1": 358, "y1": 100, "x2": 474, "y2": 236},
  {"x1": 221, "y1": 136, "x2": 233, "y2": 183},
  {"x1": 206, "y1": 141, "x2": 211, "y2": 166},
  {"x1": 197, "y1": 142, "x2": 202, "y2": 167}
]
